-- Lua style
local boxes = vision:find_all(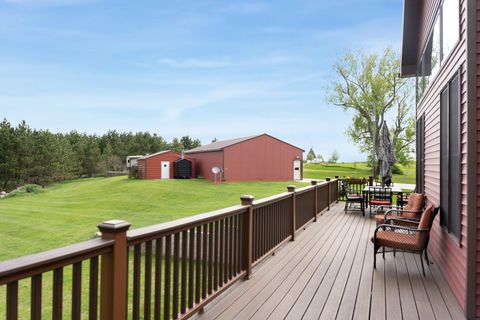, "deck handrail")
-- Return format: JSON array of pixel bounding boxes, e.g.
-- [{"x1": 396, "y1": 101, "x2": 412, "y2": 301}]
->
[{"x1": 0, "y1": 179, "x2": 339, "y2": 319}]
